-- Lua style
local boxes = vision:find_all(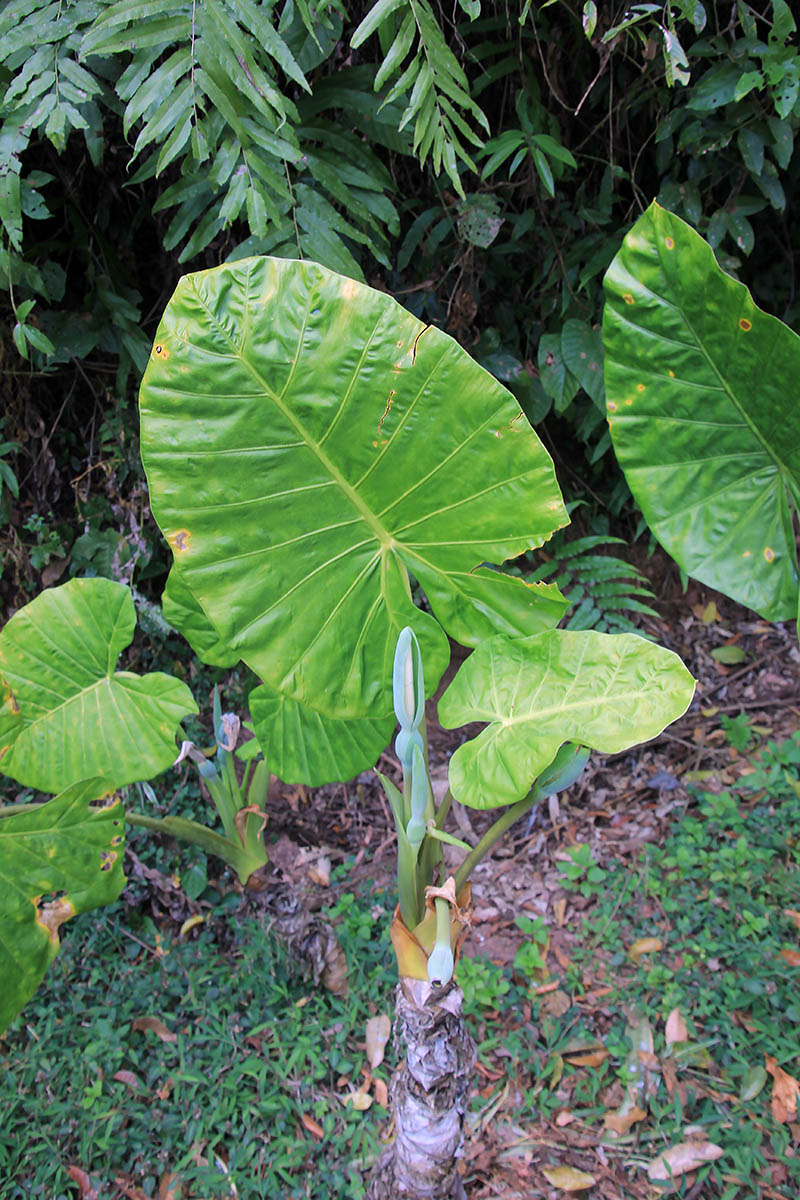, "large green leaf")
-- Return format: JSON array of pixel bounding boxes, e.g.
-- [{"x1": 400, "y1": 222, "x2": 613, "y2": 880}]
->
[
  {"x1": 162, "y1": 564, "x2": 240, "y2": 668},
  {"x1": 139, "y1": 256, "x2": 568, "y2": 758},
  {"x1": 0, "y1": 578, "x2": 197, "y2": 792},
  {"x1": 0, "y1": 780, "x2": 126, "y2": 1034},
  {"x1": 438, "y1": 630, "x2": 694, "y2": 808},
  {"x1": 249, "y1": 683, "x2": 395, "y2": 785},
  {"x1": 603, "y1": 201, "x2": 800, "y2": 621}
]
